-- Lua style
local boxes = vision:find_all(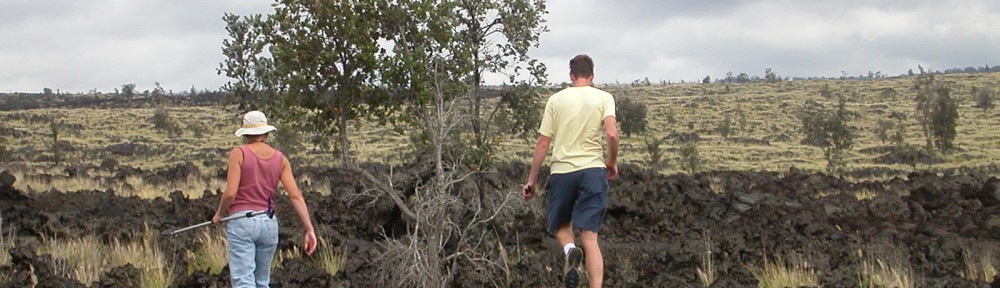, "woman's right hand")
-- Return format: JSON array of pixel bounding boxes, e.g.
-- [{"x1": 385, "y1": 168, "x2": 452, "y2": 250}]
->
[
  {"x1": 211, "y1": 212, "x2": 223, "y2": 225},
  {"x1": 303, "y1": 230, "x2": 317, "y2": 256}
]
